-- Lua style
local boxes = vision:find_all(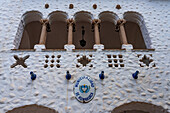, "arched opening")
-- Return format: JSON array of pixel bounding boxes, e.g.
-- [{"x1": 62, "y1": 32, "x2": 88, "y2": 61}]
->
[
  {"x1": 73, "y1": 11, "x2": 94, "y2": 49},
  {"x1": 112, "y1": 102, "x2": 169, "y2": 113},
  {"x1": 99, "y1": 11, "x2": 121, "y2": 49},
  {"x1": 17, "y1": 11, "x2": 43, "y2": 49},
  {"x1": 6, "y1": 104, "x2": 58, "y2": 113},
  {"x1": 119, "y1": 110, "x2": 149, "y2": 113},
  {"x1": 123, "y1": 11, "x2": 151, "y2": 49},
  {"x1": 46, "y1": 11, "x2": 68, "y2": 49}
]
